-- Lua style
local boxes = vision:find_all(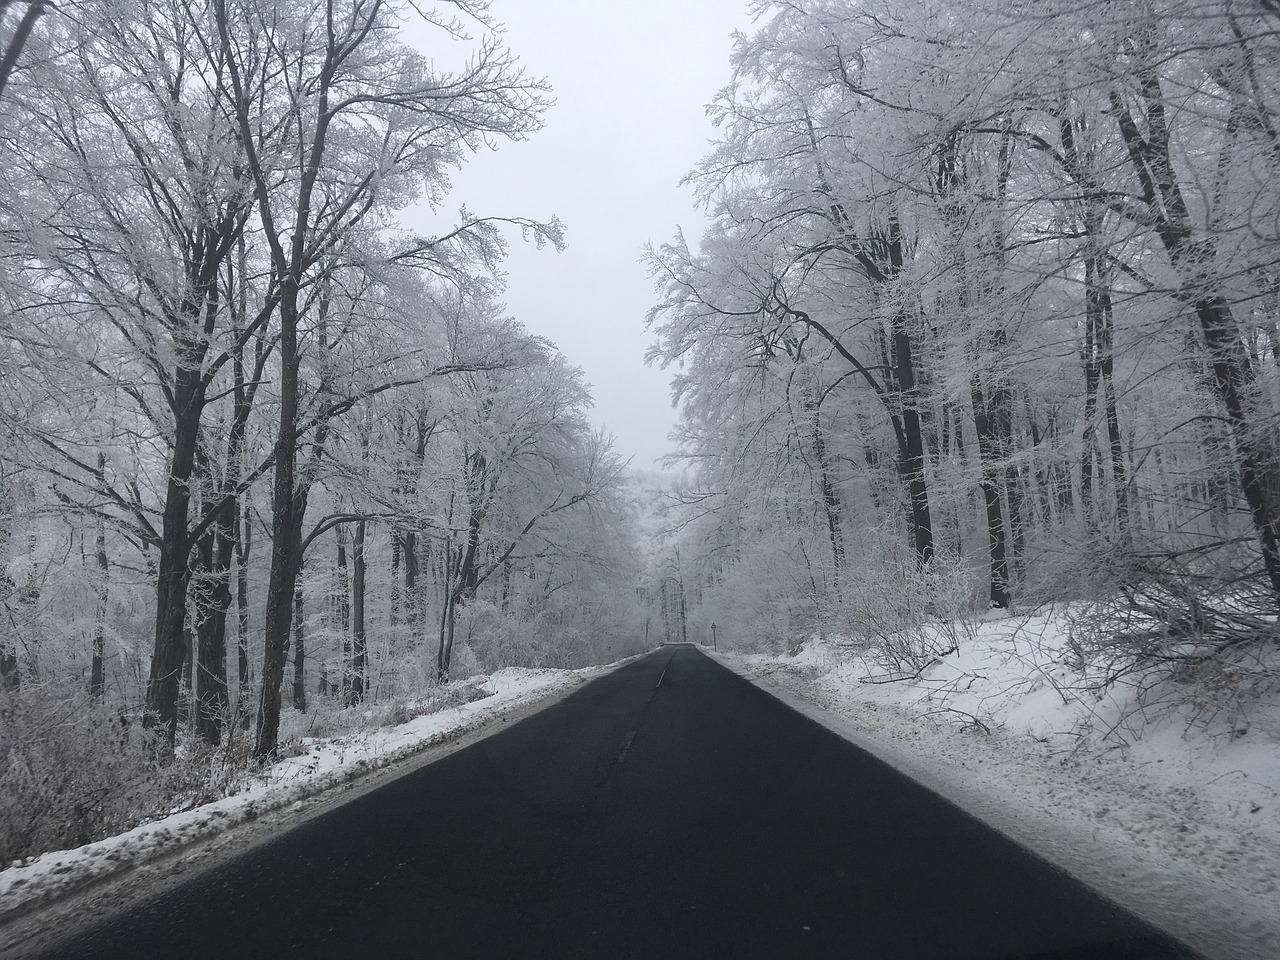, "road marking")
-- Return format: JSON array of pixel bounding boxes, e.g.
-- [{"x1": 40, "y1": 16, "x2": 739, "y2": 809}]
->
[
  {"x1": 655, "y1": 653, "x2": 675, "y2": 689},
  {"x1": 616, "y1": 731, "x2": 637, "y2": 764}
]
